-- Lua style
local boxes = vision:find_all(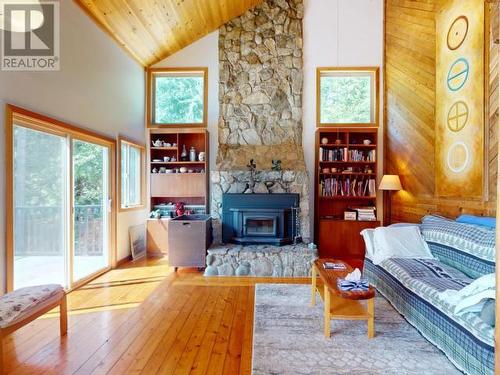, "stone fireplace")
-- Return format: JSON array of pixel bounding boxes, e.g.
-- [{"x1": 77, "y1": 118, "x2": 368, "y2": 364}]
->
[{"x1": 211, "y1": 0, "x2": 310, "y2": 243}]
